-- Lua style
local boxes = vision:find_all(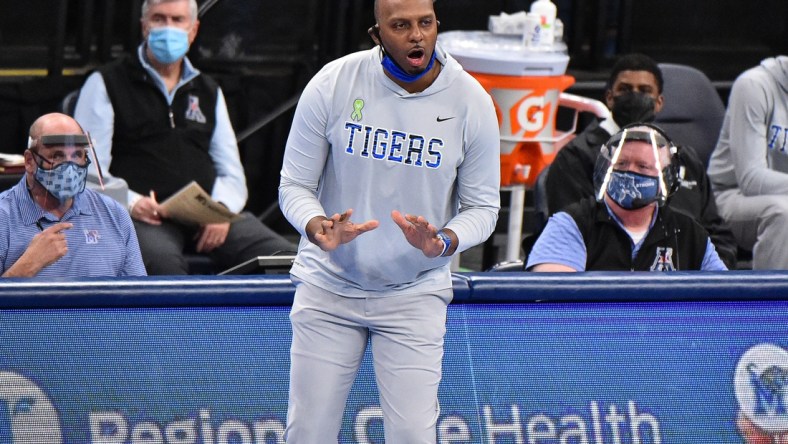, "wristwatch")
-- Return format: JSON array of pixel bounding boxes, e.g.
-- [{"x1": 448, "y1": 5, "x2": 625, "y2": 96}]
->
[{"x1": 436, "y1": 230, "x2": 452, "y2": 257}]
